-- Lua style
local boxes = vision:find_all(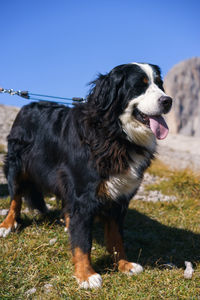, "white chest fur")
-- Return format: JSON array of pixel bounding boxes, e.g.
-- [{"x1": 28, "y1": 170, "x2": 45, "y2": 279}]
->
[{"x1": 106, "y1": 153, "x2": 149, "y2": 199}]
